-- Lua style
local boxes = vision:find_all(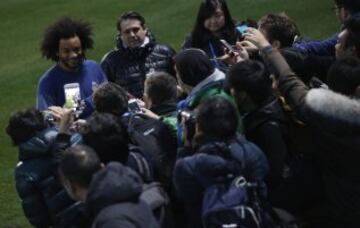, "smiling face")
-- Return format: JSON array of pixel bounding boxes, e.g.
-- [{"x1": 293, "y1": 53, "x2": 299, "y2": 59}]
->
[
  {"x1": 119, "y1": 19, "x2": 147, "y2": 48},
  {"x1": 203, "y1": 7, "x2": 225, "y2": 33},
  {"x1": 57, "y1": 36, "x2": 83, "y2": 72}
]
